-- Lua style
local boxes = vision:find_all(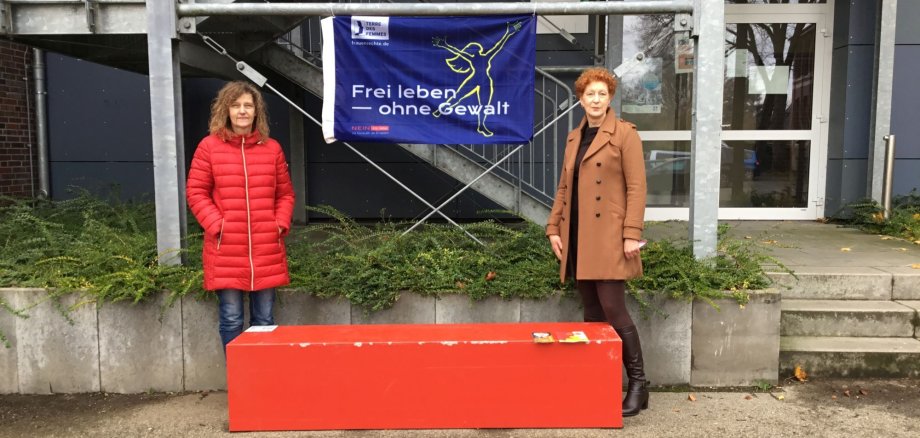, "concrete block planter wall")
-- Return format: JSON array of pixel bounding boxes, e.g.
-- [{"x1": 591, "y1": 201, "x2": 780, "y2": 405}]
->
[
  {"x1": 690, "y1": 290, "x2": 782, "y2": 386},
  {"x1": 0, "y1": 288, "x2": 778, "y2": 393}
]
